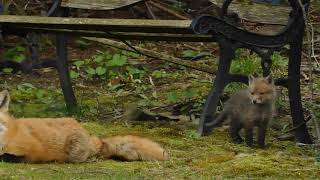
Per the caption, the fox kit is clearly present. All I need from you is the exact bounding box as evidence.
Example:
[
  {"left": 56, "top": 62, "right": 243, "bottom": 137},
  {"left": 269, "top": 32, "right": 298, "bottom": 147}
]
[
  {"left": 0, "top": 90, "right": 169, "bottom": 163},
  {"left": 213, "top": 75, "right": 276, "bottom": 148}
]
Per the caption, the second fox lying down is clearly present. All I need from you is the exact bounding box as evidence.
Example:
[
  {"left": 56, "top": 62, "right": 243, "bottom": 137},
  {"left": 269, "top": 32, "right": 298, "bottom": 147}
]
[{"left": 0, "top": 90, "right": 169, "bottom": 163}]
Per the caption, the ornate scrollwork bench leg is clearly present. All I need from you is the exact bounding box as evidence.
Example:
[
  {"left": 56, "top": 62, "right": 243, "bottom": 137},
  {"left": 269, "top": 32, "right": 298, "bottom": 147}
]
[
  {"left": 192, "top": 0, "right": 312, "bottom": 143},
  {"left": 287, "top": 18, "right": 312, "bottom": 143},
  {"left": 198, "top": 36, "right": 238, "bottom": 135}
]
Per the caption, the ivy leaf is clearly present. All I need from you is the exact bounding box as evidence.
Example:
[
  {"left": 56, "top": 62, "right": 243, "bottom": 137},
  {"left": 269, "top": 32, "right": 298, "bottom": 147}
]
[
  {"left": 70, "top": 70, "right": 79, "bottom": 79},
  {"left": 96, "top": 67, "right": 107, "bottom": 76},
  {"left": 94, "top": 55, "right": 104, "bottom": 63},
  {"left": 108, "top": 54, "right": 127, "bottom": 67},
  {"left": 13, "top": 54, "right": 25, "bottom": 63},
  {"left": 86, "top": 67, "right": 96, "bottom": 75},
  {"left": 73, "top": 60, "right": 85, "bottom": 69}
]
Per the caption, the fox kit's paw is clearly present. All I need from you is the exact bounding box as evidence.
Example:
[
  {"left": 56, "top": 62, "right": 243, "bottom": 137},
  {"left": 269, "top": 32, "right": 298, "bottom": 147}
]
[
  {"left": 257, "top": 143, "right": 270, "bottom": 149},
  {"left": 245, "top": 139, "right": 254, "bottom": 147},
  {"left": 232, "top": 137, "right": 243, "bottom": 144}
]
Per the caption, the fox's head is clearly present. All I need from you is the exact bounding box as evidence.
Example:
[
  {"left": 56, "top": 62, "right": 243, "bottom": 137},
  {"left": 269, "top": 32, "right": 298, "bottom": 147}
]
[
  {"left": 0, "top": 90, "right": 10, "bottom": 155},
  {"left": 248, "top": 74, "right": 276, "bottom": 105}
]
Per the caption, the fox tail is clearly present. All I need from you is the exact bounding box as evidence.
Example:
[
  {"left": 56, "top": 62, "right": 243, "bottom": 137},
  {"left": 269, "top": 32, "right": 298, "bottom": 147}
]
[
  {"left": 98, "top": 135, "right": 169, "bottom": 161},
  {"left": 205, "top": 110, "right": 228, "bottom": 129}
]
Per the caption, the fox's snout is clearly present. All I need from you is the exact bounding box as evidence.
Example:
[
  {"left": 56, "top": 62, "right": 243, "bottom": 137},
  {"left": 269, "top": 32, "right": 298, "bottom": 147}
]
[
  {"left": 251, "top": 96, "right": 263, "bottom": 104},
  {"left": 252, "top": 99, "right": 257, "bottom": 104}
]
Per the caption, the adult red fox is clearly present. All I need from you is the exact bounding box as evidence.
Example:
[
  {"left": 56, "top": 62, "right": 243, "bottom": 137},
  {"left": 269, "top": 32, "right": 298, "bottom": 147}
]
[
  {"left": 212, "top": 75, "right": 276, "bottom": 148},
  {"left": 0, "top": 90, "right": 169, "bottom": 163}
]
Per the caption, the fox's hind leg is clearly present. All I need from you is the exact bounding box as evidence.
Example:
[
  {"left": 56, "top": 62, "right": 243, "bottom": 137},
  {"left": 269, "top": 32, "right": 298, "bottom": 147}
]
[
  {"left": 65, "top": 132, "right": 91, "bottom": 163},
  {"left": 229, "top": 119, "right": 243, "bottom": 144}
]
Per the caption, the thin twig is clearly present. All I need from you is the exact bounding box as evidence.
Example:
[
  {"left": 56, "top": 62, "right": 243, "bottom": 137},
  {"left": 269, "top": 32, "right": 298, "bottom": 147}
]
[
  {"left": 145, "top": 1, "right": 157, "bottom": 19},
  {"left": 148, "top": 0, "right": 190, "bottom": 20}
]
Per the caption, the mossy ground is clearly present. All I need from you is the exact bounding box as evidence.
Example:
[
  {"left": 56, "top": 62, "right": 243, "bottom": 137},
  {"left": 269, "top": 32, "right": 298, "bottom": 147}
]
[
  {"left": 0, "top": 29, "right": 319, "bottom": 179},
  {"left": 0, "top": 69, "right": 319, "bottom": 180},
  {"left": 0, "top": 120, "right": 319, "bottom": 179}
]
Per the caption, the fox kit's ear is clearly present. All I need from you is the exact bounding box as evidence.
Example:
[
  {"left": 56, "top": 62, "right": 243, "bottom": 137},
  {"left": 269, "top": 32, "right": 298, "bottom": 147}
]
[
  {"left": 265, "top": 74, "right": 274, "bottom": 84},
  {"left": 248, "top": 74, "right": 255, "bottom": 85},
  {"left": 0, "top": 90, "right": 10, "bottom": 112}
]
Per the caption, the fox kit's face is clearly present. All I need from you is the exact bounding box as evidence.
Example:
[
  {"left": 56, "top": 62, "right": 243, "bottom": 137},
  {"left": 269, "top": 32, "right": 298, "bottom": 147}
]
[
  {"left": 0, "top": 90, "right": 10, "bottom": 155},
  {"left": 248, "top": 75, "right": 275, "bottom": 105}
]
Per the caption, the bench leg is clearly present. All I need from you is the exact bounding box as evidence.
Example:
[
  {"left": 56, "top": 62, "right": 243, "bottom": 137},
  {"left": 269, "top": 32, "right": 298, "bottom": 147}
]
[
  {"left": 198, "top": 37, "right": 235, "bottom": 135},
  {"left": 287, "top": 27, "right": 312, "bottom": 144},
  {"left": 56, "top": 34, "right": 77, "bottom": 114}
]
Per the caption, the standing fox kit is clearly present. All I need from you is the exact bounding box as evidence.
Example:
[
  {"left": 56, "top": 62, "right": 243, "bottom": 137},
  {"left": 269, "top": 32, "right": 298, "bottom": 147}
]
[
  {"left": 214, "top": 75, "right": 276, "bottom": 148},
  {"left": 0, "top": 90, "right": 168, "bottom": 163}
]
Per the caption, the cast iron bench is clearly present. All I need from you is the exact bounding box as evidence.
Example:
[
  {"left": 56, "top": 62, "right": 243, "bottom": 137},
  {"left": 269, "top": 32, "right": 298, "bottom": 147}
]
[{"left": 0, "top": 0, "right": 313, "bottom": 143}]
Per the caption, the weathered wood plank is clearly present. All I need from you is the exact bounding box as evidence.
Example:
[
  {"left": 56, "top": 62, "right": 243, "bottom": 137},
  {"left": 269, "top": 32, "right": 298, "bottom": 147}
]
[
  {"left": 209, "top": 0, "right": 290, "bottom": 25},
  {"left": 61, "top": 0, "right": 145, "bottom": 10},
  {"left": 0, "top": 15, "right": 193, "bottom": 34}
]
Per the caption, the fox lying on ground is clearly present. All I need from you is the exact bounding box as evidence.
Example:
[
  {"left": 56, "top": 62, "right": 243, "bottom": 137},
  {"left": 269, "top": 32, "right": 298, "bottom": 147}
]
[
  {"left": 212, "top": 74, "right": 276, "bottom": 148},
  {"left": 0, "top": 90, "right": 169, "bottom": 163}
]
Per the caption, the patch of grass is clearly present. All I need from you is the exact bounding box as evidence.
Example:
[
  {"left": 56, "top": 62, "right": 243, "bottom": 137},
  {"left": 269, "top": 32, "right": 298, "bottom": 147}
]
[
  {"left": 9, "top": 85, "right": 67, "bottom": 118},
  {"left": 0, "top": 44, "right": 318, "bottom": 179},
  {"left": 1, "top": 121, "right": 319, "bottom": 179}
]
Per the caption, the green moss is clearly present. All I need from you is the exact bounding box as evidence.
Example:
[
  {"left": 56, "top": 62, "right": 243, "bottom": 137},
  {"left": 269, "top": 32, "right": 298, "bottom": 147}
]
[
  {"left": 0, "top": 49, "right": 318, "bottom": 179},
  {"left": 1, "top": 120, "right": 319, "bottom": 179}
]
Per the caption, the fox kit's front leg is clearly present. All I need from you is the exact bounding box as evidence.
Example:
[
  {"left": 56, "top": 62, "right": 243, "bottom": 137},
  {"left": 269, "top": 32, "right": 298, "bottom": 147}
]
[
  {"left": 257, "top": 118, "right": 270, "bottom": 148},
  {"left": 257, "top": 126, "right": 267, "bottom": 148},
  {"left": 244, "top": 124, "right": 254, "bottom": 147}
]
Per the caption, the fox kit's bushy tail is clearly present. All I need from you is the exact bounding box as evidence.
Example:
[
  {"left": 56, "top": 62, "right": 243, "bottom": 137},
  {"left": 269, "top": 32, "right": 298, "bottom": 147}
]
[
  {"left": 207, "top": 111, "right": 228, "bottom": 128},
  {"left": 98, "top": 135, "right": 169, "bottom": 161}
]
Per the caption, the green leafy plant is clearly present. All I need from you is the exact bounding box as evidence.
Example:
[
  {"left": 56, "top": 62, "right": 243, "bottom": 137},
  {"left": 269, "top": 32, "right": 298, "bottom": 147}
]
[
  {"left": 230, "top": 50, "right": 261, "bottom": 75},
  {"left": 182, "top": 50, "right": 199, "bottom": 58},
  {"left": 4, "top": 46, "right": 26, "bottom": 63},
  {"left": 70, "top": 50, "right": 145, "bottom": 88},
  {"left": 167, "top": 90, "right": 179, "bottom": 103},
  {"left": 152, "top": 70, "right": 169, "bottom": 79},
  {"left": 15, "top": 83, "right": 59, "bottom": 105},
  {"left": 167, "top": 88, "right": 197, "bottom": 103},
  {"left": 271, "top": 52, "right": 288, "bottom": 75},
  {"left": 2, "top": 68, "right": 13, "bottom": 74}
]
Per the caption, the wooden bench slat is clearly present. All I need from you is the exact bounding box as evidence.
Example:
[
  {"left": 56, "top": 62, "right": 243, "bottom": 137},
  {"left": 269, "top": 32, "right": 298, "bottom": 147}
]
[
  {"left": 209, "top": 0, "right": 290, "bottom": 25},
  {"left": 0, "top": 15, "right": 193, "bottom": 34},
  {"left": 61, "top": 0, "right": 144, "bottom": 10}
]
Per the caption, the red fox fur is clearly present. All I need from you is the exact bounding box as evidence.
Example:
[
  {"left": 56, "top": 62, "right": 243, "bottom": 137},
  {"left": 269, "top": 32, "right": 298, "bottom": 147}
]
[{"left": 0, "top": 90, "right": 169, "bottom": 163}]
